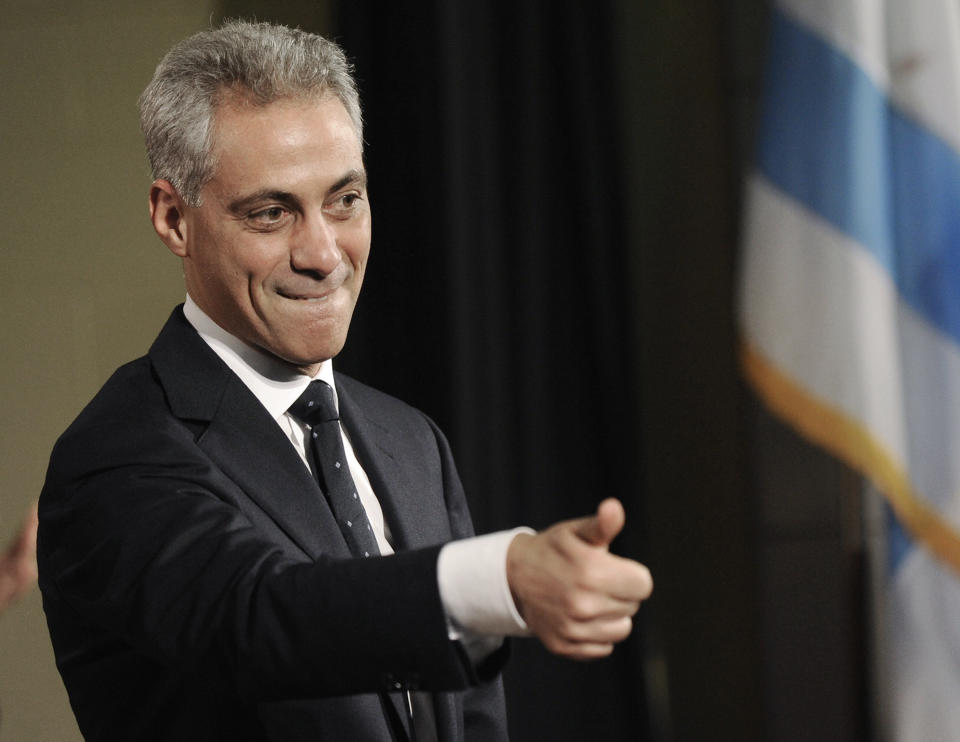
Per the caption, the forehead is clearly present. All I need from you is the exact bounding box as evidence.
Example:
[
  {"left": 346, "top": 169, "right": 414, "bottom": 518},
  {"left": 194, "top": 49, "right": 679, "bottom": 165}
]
[{"left": 206, "top": 94, "right": 363, "bottom": 192}]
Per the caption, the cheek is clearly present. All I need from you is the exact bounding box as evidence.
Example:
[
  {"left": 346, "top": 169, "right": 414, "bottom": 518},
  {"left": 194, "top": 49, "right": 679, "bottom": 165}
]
[
  {"left": 344, "top": 217, "right": 372, "bottom": 266},
  {"left": 349, "top": 239, "right": 372, "bottom": 277},
  {"left": 214, "top": 244, "right": 278, "bottom": 288},
  {"left": 353, "top": 252, "right": 368, "bottom": 279}
]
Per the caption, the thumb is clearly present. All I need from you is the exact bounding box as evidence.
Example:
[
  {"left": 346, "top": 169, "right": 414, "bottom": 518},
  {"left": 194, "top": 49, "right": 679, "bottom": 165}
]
[{"left": 572, "top": 498, "right": 625, "bottom": 547}]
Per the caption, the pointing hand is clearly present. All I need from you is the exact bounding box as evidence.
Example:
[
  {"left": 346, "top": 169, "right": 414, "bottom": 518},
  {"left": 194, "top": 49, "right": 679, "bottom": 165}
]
[{"left": 506, "top": 499, "right": 653, "bottom": 659}]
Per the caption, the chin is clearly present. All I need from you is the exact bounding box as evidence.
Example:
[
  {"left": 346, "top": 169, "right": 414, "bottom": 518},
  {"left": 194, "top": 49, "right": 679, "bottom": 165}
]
[{"left": 282, "top": 338, "right": 348, "bottom": 369}]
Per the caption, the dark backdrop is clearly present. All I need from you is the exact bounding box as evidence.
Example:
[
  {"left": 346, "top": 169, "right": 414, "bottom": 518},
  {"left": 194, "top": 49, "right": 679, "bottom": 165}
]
[{"left": 334, "top": 4, "right": 650, "bottom": 741}]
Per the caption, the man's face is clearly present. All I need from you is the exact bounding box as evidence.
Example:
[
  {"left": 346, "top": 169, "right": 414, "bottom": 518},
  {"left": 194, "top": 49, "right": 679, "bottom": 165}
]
[{"left": 178, "top": 95, "right": 370, "bottom": 374}]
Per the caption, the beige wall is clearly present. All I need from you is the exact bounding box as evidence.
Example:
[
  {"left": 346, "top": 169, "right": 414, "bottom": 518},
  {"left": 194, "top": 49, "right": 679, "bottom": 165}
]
[{"left": 0, "top": 3, "right": 297, "bottom": 739}]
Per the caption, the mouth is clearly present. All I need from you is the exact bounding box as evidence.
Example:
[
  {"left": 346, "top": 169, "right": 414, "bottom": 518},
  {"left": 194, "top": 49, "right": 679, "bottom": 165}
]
[
  {"left": 275, "top": 281, "right": 343, "bottom": 302},
  {"left": 277, "top": 289, "right": 333, "bottom": 302},
  {"left": 275, "top": 267, "right": 350, "bottom": 303}
]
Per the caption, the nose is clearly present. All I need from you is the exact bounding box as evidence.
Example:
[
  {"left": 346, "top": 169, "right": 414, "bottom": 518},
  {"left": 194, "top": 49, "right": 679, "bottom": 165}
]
[{"left": 290, "top": 213, "right": 341, "bottom": 276}]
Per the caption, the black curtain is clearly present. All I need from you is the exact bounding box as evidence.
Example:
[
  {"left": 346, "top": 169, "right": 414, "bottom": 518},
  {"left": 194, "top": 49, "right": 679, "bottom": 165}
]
[{"left": 333, "top": 3, "right": 650, "bottom": 740}]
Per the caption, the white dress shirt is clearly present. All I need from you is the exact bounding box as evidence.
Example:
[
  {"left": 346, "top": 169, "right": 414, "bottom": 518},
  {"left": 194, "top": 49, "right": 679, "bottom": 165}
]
[{"left": 182, "top": 296, "right": 530, "bottom": 653}]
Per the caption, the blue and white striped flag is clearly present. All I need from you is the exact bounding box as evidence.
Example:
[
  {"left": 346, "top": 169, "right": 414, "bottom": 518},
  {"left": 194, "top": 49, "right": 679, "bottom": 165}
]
[{"left": 738, "top": 1, "right": 960, "bottom": 739}]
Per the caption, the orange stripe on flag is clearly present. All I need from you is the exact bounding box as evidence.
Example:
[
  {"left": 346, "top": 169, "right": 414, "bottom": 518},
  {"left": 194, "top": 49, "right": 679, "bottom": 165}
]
[{"left": 741, "top": 341, "right": 960, "bottom": 575}]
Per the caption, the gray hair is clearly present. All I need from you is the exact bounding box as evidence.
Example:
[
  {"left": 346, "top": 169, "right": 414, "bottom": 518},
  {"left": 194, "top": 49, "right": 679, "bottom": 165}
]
[{"left": 138, "top": 19, "right": 362, "bottom": 206}]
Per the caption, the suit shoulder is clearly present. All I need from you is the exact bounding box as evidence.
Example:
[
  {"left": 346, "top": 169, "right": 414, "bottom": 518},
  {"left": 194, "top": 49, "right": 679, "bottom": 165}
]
[
  {"left": 334, "top": 372, "right": 427, "bottom": 421},
  {"left": 46, "top": 354, "right": 191, "bottom": 485},
  {"left": 66, "top": 355, "right": 167, "bottom": 433},
  {"left": 333, "top": 372, "right": 449, "bottom": 442}
]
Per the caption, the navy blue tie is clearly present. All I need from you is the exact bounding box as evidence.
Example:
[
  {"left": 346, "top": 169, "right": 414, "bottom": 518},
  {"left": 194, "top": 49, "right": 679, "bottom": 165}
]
[
  {"left": 288, "top": 380, "right": 380, "bottom": 558},
  {"left": 290, "top": 381, "right": 437, "bottom": 741}
]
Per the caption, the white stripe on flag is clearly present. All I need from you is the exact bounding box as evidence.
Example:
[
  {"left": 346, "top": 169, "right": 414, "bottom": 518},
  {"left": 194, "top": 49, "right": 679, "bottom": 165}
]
[{"left": 780, "top": 0, "right": 960, "bottom": 165}]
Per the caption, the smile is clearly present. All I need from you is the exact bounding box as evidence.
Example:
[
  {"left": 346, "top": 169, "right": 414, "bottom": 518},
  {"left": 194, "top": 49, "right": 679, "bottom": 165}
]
[{"left": 277, "top": 288, "right": 336, "bottom": 302}]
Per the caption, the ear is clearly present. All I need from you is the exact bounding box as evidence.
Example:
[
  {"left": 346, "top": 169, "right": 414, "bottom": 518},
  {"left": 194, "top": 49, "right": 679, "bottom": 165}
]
[{"left": 149, "top": 179, "right": 190, "bottom": 257}]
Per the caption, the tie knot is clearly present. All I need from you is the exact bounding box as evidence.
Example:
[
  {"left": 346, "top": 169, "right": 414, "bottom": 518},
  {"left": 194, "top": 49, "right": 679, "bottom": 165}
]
[{"left": 288, "top": 380, "right": 339, "bottom": 425}]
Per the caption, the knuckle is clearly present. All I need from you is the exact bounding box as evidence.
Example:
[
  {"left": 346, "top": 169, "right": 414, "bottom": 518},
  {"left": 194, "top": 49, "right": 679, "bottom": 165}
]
[
  {"left": 543, "top": 633, "right": 572, "bottom": 656},
  {"left": 580, "top": 559, "right": 609, "bottom": 589},
  {"left": 555, "top": 616, "right": 580, "bottom": 641},
  {"left": 563, "top": 592, "right": 596, "bottom": 622}
]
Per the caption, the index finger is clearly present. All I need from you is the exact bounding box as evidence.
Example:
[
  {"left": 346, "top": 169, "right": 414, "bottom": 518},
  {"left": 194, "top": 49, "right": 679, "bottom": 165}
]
[{"left": 599, "top": 554, "right": 653, "bottom": 603}]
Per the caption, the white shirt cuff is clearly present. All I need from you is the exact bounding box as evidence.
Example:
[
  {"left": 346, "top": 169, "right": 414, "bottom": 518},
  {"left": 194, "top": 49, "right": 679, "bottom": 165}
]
[{"left": 437, "top": 527, "right": 534, "bottom": 638}]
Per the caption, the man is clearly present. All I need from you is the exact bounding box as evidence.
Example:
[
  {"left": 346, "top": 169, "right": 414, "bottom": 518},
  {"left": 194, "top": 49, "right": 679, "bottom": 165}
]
[{"left": 38, "top": 20, "right": 652, "bottom": 742}]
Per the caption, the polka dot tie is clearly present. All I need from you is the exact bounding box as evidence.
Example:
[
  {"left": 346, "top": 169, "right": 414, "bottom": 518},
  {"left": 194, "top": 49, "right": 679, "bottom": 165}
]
[{"left": 288, "top": 380, "right": 380, "bottom": 558}]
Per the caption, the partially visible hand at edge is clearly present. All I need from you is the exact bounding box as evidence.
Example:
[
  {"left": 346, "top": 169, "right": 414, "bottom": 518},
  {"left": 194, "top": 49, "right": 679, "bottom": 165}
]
[{"left": 0, "top": 502, "right": 38, "bottom": 614}]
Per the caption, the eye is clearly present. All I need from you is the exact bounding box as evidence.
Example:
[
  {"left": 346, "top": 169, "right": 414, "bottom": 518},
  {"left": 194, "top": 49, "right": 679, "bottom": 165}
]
[
  {"left": 247, "top": 206, "right": 291, "bottom": 229},
  {"left": 325, "top": 192, "right": 364, "bottom": 219}
]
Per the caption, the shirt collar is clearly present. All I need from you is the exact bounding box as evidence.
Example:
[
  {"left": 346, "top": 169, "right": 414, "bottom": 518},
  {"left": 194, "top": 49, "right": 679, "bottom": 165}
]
[{"left": 182, "top": 295, "right": 339, "bottom": 421}]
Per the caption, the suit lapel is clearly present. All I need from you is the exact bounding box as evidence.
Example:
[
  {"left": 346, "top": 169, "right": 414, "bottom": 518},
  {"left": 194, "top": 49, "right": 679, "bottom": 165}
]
[
  {"left": 199, "top": 379, "right": 350, "bottom": 560},
  {"left": 148, "top": 307, "right": 348, "bottom": 560},
  {"left": 336, "top": 380, "right": 453, "bottom": 553}
]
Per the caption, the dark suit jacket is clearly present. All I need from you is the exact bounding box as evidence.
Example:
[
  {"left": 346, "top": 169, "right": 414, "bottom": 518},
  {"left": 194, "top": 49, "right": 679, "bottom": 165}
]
[{"left": 38, "top": 307, "right": 508, "bottom": 742}]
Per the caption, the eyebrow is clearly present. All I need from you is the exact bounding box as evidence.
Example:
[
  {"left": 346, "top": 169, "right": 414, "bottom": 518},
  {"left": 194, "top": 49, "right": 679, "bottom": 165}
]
[
  {"left": 330, "top": 169, "right": 368, "bottom": 194},
  {"left": 226, "top": 169, "right": 368, "bottom": 215}
]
